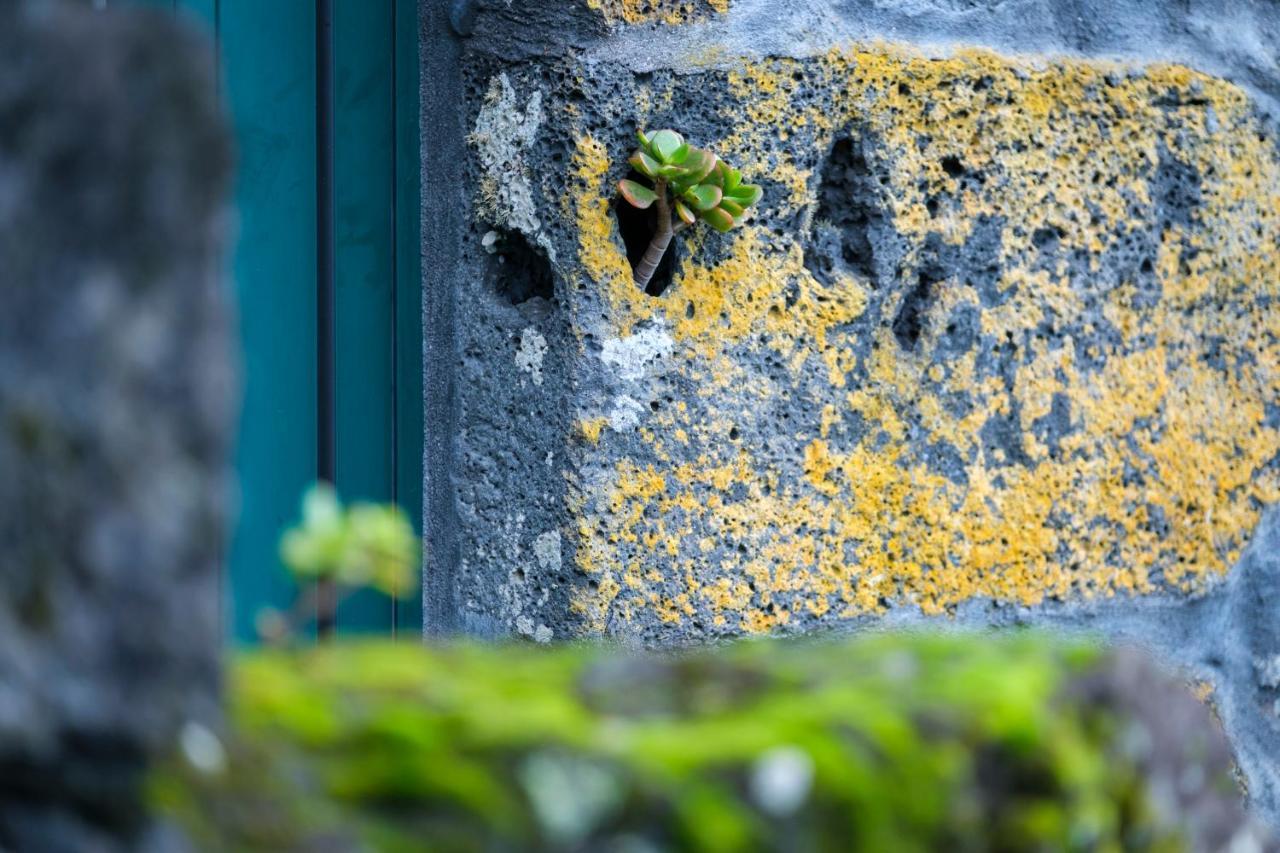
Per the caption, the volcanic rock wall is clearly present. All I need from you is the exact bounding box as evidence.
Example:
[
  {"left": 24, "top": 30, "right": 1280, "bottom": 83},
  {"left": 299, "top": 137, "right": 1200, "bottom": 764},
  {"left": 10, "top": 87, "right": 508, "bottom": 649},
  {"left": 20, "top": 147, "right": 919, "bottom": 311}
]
[{"left": 424, "top": 0, "right": 1280, "bottom": 822}]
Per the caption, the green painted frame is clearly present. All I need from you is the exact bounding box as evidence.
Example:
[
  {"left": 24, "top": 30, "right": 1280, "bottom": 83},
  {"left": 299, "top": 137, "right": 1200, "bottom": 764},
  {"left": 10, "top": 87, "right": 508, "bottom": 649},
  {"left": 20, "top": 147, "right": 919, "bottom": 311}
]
[{"left": 115, "top": 0, "right": 423, "bottom": 641}]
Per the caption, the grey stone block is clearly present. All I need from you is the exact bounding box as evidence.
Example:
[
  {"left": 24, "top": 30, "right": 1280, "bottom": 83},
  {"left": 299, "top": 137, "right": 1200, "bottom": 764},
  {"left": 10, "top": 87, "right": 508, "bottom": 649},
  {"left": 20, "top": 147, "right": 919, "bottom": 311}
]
[{"left": 426, "top": 0, "right": 1280, "bottom": 825}]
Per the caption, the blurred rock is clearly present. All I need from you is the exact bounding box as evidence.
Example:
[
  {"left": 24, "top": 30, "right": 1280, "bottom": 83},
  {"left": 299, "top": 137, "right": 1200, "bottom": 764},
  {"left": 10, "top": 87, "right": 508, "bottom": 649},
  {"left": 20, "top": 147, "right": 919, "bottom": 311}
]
[{"left": 0, "top": 3, "right": 232, "bottom": 850}]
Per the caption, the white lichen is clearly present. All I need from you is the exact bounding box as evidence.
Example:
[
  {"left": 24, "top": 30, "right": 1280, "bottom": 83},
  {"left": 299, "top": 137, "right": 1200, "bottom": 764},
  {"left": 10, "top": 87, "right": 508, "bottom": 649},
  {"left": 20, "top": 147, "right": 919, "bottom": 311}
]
[
  {"left": 516, "top": 327, "right": 548, "bottom": 385},
  {"left": 600, "top": 321, "right": 674, "bottom": 381},
  {"left": 516, "top": 615, "right": 554, "bottom": 644},
  {"left": 534, "top": 530, "right": 562, "bottom": 572},
  {"left": 470, "top": 73, "right": 553, "bottom": 258},
  {"left": 608, "top": 395, "right": 647, "bottom": 432}
]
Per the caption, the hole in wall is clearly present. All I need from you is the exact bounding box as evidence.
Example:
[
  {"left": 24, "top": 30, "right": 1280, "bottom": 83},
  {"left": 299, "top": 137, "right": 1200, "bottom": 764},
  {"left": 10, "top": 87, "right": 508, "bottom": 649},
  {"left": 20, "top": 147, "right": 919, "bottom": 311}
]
[
  {"left": 805, "top": 136, "right": 886, "bottom": 288},
  {"left": 488, "top": 229, "right": 554, "bottom": 306},
  {"left": 940, "top": 155, "right": 966, "bottom": 178},
  {"left": 614, "top": 169, "right": 677, "bottom": 297},
  {"left": 893, "top": 255, "right": 945, "bottom": 351}
]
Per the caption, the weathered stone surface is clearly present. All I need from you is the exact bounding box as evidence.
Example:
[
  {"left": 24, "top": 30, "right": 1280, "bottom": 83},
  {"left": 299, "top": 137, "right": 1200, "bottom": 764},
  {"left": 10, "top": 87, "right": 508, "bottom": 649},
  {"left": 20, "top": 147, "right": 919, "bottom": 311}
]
[
  {"left": 0, "top": 3, "right": 232, "bottom": 849},
  {"left": 427, "top": 0, "right": 1280, "bottom": 825},
  {"left": 441, "top": 0, "right": 1280, "bottom": 642}
]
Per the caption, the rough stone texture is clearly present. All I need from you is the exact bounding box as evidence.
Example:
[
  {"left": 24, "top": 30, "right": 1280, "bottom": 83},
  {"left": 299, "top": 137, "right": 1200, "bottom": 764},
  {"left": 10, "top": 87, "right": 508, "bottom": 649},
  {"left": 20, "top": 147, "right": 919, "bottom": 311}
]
[
  {"left": 429, "top": 0, "right": 1280, "bottom": 827},
  {"left": 0, "top": 3, "right": 233, "bottom": 850}
]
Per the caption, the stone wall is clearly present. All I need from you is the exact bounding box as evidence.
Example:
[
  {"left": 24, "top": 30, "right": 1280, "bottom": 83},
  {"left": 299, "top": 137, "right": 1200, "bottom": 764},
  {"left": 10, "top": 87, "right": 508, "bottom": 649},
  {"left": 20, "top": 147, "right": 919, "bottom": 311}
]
[
  {"left": 0, "top": 3, "right": 232, "bottom": 849},
  {"left": 424, "top": 0, "right": 1280, "bottom": 825}
]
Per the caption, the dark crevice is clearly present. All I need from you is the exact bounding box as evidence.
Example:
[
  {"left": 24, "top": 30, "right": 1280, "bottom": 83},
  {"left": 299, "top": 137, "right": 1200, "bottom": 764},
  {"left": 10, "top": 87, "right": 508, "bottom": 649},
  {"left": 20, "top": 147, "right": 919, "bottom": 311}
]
[
  {"left": 805, "top": 135, "right": 885, "bottom": 288},
  {"left": 490, "top": 229, "right": 554, "bottom": 306},
  {"left": 615, "top": 169, "right": 676, "bottom": 297},
  {"left": 940, "top": 155, "right": 966, "bottom": 178},
  {"left": 893, "top": 273, "right": 934, "bottom": 350},
  {"left": 893, "top": 247, "right": 945, "bottom": 351},
  {"left": 1032, "top": 225, "right": 1064, "bottom": 252}
]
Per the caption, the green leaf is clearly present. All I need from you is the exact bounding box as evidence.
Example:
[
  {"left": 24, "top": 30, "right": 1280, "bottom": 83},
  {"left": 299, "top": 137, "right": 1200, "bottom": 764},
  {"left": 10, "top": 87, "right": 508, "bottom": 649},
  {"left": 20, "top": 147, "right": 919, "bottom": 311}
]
[
  {"left": 629, "top": 151, "right": 660, "bottom": 178},
  {"left": 674, "top": 199, "right": 697, "bottom": 226},
  {"left": 727, "top": 183, "right": 763, "bottom": 207},
  {"left": 618, "top": 179, "right": 658, "bottom": 209},
  {"left": 700, "top": 206, "right": 736, "bottom": 233},
  {"left": 669, "top": 143, "right": 691, "bottom": 165},
  {"left": 704, "top": 161, "right": 727, "bottom": 189},
  {"left": 719, "top": 198, "right": 744, "bottom": 217},
  {"left": 649, "top": 129, "right": 685, "bottom": 163},
  {"left": 657, "top": 164, "right": 685, "bottom": 180},
  {"left": 346, "top": 503, "right": 419, "bottom": 596},
  {"left": 682, "top": 148, "right": 717, "bottom": 183},
  {"left": 684, "top": 184, "right": 723, "bottom": 212},
  {"left": 723, "top": 167, "right": 742, "bottom": 192},
  {"left": 670, "top": 172, "right": 698, "bottom": 194},
  {"left": 636, "top": 129, "right": 651, "bottom": 149}
]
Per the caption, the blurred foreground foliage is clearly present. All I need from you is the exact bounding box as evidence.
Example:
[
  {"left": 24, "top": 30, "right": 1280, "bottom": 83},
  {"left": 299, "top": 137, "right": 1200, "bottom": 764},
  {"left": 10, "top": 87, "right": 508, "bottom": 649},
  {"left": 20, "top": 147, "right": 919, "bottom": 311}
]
[
  {"left": 152, "top": 634, "right": 1234, "bottom": 852},
  {"left": 257, "top": 485, "right": 419, "bottom": 640}
]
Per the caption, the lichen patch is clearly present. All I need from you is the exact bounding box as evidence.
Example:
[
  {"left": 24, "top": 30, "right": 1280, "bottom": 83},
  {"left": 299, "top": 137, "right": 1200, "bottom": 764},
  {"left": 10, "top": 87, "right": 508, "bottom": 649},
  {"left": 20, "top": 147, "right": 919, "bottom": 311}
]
[{"left": 565, "top": 44, "right": 1280, "bottom": 637}]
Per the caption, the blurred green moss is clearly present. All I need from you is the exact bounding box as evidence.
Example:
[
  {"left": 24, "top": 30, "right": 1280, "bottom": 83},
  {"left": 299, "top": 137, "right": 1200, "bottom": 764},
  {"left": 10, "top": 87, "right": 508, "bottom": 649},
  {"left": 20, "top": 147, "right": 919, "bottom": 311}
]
[{"left": 151, "top": 634, "right": 1204, "bottom": 851}]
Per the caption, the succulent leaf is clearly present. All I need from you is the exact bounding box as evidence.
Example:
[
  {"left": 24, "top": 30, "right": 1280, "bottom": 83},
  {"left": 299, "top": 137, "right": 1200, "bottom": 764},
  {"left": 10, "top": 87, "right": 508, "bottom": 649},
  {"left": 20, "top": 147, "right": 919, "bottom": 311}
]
[
  {"left": 684, "top": 184, "right": 723, "bottom": 211},
  {"left": 727, "top": 183, "right": 763, "bottom": 207},
  {"left": 621, "top": 131, "right": 761, "bottom": 262},
  {"left": 649, "top": 130, "right": 685, "bottom": 163},
  {"left": 682, "top": 148, "right": 717, "bottom": 184},
  {"left": 674, "top": 199, "right": 697, "bottom": 226},
  {"left": 629, "top": 151, "right": 661, "bottom": 178},
  {"left": 618, "top": 179, "right": 658, "bottom": 209},
  {"left": 701, "top": 206, "right": 736, "bottom": 233},
  {"left": 719, "top": 198, "right": 745, "bottom": 217},
  {"left": 671, "top": 174, "right": 698, "bottom": 194},
  {"left": 704, "top": 161, "right": 728, "bottom": 189}
]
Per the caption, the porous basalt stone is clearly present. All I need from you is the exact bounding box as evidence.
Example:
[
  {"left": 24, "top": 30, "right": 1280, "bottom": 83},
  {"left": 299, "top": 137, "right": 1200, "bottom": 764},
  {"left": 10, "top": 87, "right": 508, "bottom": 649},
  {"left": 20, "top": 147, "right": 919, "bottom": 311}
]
[
  {"left": 432, "top": 0, "right": 1280, "bottom": 827},
  {"left": 0, "top": 3, "right": 232, "bottom": 849},
  {"left": 585, "top": 0, "right": 731, "bottom": 27},
  {"left": 450, "top": 32, "right": 1280, "bottom": 645}
]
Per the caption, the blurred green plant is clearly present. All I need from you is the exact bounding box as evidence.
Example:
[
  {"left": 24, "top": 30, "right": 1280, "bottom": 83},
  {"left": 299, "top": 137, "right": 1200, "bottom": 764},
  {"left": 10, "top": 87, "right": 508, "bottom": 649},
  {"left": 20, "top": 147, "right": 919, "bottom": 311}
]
[
  {"left": 257, "top": 484, "right": 418, "bottom": 641},
  {"left": 619, "top": 129, "right": 763, "bottom": 290},
  {"left": 152, "top": 635, "right": 1242, "bottom": 851}
]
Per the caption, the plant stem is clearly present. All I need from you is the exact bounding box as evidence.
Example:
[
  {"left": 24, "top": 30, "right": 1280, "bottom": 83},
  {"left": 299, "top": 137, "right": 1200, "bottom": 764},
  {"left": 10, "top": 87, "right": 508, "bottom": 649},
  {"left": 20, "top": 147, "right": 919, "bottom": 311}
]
[{"left": 633, "top": 179, "right": 673, "bottom": 291}]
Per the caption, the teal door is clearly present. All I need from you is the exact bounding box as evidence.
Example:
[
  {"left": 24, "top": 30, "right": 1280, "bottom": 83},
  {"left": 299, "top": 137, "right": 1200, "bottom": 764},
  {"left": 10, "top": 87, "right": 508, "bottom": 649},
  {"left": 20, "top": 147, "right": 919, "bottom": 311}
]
[{"left": 115, "top": 0, "right": 423, "bottom": 640}]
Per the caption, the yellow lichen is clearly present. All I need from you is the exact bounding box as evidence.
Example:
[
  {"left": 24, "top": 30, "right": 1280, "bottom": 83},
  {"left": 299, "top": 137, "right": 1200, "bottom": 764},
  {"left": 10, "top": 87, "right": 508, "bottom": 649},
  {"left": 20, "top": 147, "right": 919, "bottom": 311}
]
[
  {"left": 566, "top": 44, "right": 1280, "bottom": 636},
  {"left": 585, "top": 0, "right": 730, "bottom": 26},
  {"left": 578, "top": 417, "right": 608, "bottom": 445}
]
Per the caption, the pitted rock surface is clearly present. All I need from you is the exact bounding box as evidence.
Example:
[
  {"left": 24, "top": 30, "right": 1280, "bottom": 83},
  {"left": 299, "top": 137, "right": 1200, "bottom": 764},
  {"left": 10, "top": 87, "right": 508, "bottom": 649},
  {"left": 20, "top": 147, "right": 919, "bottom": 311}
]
[{"left": 431, "top": 0, "right": 1280, "bottom": 826}]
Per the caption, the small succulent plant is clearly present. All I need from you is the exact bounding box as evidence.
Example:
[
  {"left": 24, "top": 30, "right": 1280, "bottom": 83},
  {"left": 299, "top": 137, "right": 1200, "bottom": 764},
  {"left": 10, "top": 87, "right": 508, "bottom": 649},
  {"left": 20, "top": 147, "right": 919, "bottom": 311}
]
[
  {"left": 258, "top": 483, "right": 419, "bottom": 641},
  {"left": 618, "top": 129, "right": 763, "bottom": 291}
]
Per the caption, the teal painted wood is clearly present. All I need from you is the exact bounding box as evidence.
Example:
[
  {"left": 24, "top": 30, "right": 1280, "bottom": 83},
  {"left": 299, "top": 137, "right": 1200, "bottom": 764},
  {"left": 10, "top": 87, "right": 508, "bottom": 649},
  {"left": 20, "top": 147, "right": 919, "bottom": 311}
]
[
  {"left": 393, "top": 0, "right": 424, "bottom": 637},
  {"left": 119, "top": 0, "right": 422, "bottom": 640},
  {"left": 221, "top": 1, "right": 319, "bottom": 642},
  {"left": 174, "top": 0, "right": 217, "bottom": 28},
  {"left": 333, "top": 0, "right": 396, "bottom": 634}
]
